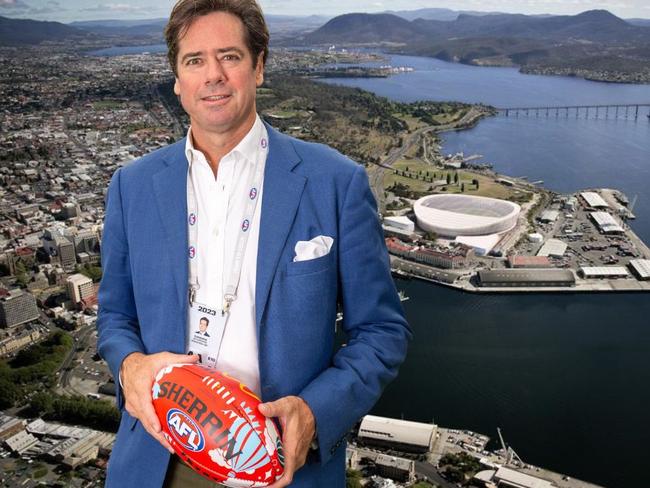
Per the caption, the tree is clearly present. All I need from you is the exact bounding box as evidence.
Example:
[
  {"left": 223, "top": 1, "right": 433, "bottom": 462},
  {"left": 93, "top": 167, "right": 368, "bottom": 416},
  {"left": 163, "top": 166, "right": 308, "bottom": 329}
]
[
  {"left": 454, "top": 172, "right": 459, "bottom": 184},
  {"left": 346, "top": 469, "right": 363, "bottom": 488},
  {"left": 446, "top": 173, "right": 451, "bottom": 185},
  {"left": 461, "top": 183, "right": 465, "bottom": 192}
]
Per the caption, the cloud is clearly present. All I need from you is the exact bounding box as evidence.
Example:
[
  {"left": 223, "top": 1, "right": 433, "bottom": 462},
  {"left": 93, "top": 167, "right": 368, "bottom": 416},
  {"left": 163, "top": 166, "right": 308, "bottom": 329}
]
[{"left": 0, "top": 0, "right": 30, "bottom": 10}]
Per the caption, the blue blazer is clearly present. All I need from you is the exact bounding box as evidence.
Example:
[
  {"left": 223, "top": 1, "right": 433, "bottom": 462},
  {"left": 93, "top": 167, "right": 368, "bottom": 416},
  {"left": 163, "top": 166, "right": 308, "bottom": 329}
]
[{"left": 97, "top": 122, "right": 411, "bottom": 487}]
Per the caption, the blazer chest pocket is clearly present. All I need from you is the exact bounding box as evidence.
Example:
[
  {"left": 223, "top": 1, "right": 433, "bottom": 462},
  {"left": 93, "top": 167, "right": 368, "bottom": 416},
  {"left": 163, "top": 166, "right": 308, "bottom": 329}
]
[{"left": 285, "top": 250, "right": 335, "bottom": 277}]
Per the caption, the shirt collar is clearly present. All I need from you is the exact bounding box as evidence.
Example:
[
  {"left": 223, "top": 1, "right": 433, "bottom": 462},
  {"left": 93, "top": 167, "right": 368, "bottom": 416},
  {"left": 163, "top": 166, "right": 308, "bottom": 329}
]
[{"left": 185, "top": 114, "right": 263, "bottom": 168}]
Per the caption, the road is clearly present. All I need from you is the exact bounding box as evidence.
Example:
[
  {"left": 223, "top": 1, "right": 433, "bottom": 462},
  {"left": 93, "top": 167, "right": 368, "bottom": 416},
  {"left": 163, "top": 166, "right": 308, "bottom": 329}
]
[{"left": 367, "top": 107, "right": 489, "bottom": 210}]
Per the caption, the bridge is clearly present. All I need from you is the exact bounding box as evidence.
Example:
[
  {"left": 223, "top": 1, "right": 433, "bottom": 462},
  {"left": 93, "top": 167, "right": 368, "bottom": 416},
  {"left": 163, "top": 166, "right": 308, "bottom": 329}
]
[{"left": 496, "top": 103, "right": 650, "bottom": 120}]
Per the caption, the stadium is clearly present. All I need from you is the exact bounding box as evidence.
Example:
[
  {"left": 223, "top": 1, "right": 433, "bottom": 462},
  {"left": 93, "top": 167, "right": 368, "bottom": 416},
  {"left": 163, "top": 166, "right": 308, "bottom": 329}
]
[{"left": 413, "top": 194, "right": 521, "bottom": 237}]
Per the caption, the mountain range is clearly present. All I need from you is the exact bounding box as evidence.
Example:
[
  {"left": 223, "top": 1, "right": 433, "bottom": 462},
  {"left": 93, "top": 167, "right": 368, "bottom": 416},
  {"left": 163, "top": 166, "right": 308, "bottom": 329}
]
[
  {"left": 293, "top": 9, "right": 650, "bottom": 83},
  {"left": 302, "top": 10, "right": 650, "bottom": 45}
]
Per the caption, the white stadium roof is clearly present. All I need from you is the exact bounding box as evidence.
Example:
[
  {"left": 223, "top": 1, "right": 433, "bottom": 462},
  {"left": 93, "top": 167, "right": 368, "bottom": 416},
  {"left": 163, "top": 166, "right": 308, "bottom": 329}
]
[
  {"left": 414, "top": 194, "right": 520, "bottom": 237},
  {"left": 581, "top": 192, "right": 609, "bottom": 208},
  {"left": 358, "top": 415, "right": 436, "bottom": 448}
]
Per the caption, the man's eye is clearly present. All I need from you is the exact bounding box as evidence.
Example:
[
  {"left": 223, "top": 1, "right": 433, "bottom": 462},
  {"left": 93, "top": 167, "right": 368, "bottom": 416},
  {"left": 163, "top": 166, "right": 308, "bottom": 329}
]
[
  {"left": 223, "top": 54, "right": 239, "bottom": 61},
  {"left": 187, "top": 58, "right": 201, "bottom": 66}
]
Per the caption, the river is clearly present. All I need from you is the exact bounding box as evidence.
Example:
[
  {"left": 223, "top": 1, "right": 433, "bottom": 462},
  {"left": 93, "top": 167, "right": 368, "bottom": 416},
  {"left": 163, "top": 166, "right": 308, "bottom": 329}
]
[{"left": 321, "top": 54, "right": 650, "bottom": 488}]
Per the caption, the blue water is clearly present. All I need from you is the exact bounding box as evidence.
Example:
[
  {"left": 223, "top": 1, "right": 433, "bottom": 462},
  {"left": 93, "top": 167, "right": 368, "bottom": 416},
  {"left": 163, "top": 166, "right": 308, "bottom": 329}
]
[{"left": 323, "top": 55, "right": 650, "bottom": 488}]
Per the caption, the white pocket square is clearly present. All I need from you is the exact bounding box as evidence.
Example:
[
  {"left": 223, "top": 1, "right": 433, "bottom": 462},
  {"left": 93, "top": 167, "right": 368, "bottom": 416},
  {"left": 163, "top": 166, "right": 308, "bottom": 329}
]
[{"left": 293, "top": 235, "right": 334, "bottom": 262}]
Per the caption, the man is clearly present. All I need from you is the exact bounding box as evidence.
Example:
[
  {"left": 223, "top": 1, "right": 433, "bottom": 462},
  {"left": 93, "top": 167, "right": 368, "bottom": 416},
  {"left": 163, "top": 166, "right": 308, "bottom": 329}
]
[
  {"left": 196, "top": 317, "right": 210, "bottom": 337},
  {"left": 97, "top": 1, "right": 411, "bottom": 487}
]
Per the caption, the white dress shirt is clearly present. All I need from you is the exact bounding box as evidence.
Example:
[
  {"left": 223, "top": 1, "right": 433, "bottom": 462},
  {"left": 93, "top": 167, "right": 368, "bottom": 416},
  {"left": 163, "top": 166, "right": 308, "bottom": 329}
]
[{"left": 185, "top": 114, "right": 267, "bottom": 397}]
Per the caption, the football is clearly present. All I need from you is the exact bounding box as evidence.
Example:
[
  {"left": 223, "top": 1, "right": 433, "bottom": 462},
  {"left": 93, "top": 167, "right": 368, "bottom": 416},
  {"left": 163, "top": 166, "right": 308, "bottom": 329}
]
[{"left": 152, "top": 364, "right": 284, "bottom": 487}]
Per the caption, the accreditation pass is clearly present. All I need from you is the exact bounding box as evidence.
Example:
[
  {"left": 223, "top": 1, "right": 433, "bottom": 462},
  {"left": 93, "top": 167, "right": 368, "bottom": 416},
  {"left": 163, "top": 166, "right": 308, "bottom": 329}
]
[{"left": 186, "top": 300, "right": 227, "bottom": 369}]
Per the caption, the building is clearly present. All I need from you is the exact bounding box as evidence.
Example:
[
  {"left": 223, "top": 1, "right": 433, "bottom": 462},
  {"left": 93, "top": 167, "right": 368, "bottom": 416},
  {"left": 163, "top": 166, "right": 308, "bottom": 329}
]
[
  {"left": 580, "top": 191, "right": 609, "bottom": 209},
  {"left": 0, "top": 289, "right": 39, "bottom": 328},
  {"left": 357, "top": 415, "right": 437, "bottom": 453},
  {"left": 579, "top": 267, "right": 629, "bottom": 279},
  {"left": 628, "top": 259, "right": 650, "bottom": 280},
  {"left": 474, "top": 467, "right": 556, "bottom": 488},
  {"left": 507, "top": 256, "right": 552, "bottom": 268},
  {"left": 385, "top": 238, "right": 472, "bottom": 269},
  {"left": 0, "top": 416, "right": 26, "bottom": 442},
  {"left": 66, "top": 273, "right": 95, "bottom": 307},
  {"left": 590, "top": 212, "right": 624, "bottom": 234},
  {"left": 414, "top": 194, "right": 520, "bottom": 237},
  {"left": 0, "top": 324, "right": 43, "bottom": 357},
  {"left": 536, "top": 239, "right": 567, "bottom": 258},
  {"left": 478, "top": 269, "right": 575, "bottom": 288},
  {"left": 539, "top": 210, "right": 559, "bottom": 223},
  {"left": 374, "top": 453, "right": 415, "bottom": 483},
  {"left": 383, "top": 216, "right": 415, "bottom": 233},
  {"left": 5, "top": 430, "right": 39, "bottom": 455},
  {"left": 42, "top": 229, "right": 77, "bottom": 272}
]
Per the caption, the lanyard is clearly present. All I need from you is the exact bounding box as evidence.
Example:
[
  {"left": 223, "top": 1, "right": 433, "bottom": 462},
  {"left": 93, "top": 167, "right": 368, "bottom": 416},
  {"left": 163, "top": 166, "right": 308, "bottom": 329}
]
[{"left": 186, "top": 125, "right": 268, "bottom": 314}]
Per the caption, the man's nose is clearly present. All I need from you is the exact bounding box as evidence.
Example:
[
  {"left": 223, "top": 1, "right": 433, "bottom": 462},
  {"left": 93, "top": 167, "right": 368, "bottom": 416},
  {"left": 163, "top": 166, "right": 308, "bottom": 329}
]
[{"left": 205, "top": 58, "right": 226, "bottom": 84}]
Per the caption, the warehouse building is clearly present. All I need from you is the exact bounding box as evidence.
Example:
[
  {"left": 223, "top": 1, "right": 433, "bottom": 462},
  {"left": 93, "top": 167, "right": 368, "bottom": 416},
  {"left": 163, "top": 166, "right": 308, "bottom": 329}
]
[
  {"left": 478, "top": 269, "right": 575, "bottom": 288},
  {"left": 579, "top": 267, "right": 629, "bottom": 279},
  {"left": 590, "top": 212, "right": 624, "bottom": 234},
  {"left": 357, "top": 415, "right": 437, "bottom": 454},
  {"left": 628, "top": 259, "right": 650, "bottom": 281},
  {"left": 581, "top": 192, "right": 609, "bottom": 209},
  {"left": 536, "top": 239, "right": 568, "bottom": 258}
]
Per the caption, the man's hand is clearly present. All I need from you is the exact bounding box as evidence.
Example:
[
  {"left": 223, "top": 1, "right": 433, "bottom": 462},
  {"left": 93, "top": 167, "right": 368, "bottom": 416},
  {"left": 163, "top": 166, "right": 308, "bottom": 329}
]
[
  {"left": 258, "top": 396, "right": 316, "bottom": 488},
  {"left": 120, "top": 351, "right": 199, "bottom": 453}
]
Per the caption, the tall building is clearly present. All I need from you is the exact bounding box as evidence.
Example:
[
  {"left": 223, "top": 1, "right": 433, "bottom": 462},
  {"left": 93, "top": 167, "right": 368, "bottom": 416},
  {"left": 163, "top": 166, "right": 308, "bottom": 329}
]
[
  {"left": 0, "top": 289, "right": 40, "bottom": 328},
  {"left": 66, "top": 274, "right": 95, "bottom": 306},
  {"left": 42, "top": 228, "right": 77, "bottom": 272}
]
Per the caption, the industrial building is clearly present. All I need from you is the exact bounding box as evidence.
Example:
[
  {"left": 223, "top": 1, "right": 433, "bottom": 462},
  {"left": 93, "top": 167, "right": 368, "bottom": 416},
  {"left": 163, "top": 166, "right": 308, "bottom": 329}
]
[
  {"left": 536, "top": 239, "right": 567, "bottom": 258},
  {"left": 478, "top": 269, "right": 576, "bottom": 288},
  {"left": 414, "top": 194, "right": 520, "bottom": 238},
  {"left": 474, "top": 466, "right": 556, "bottom": 488},
  {"left": 628, "top": 259, "right": 650, "bottom": 280},
  {"left": 580, "top": 192, "right": 609, "bottom": 209},
  {"left": 508, "top": 256, "right": 552, "bottom": 268},
  {"left": 357, "top": 415, "right": 437, "bottom": 454},
  {"left": 579, "top": 267, "right": 629, "bottom": 279},
  {"left": 590, "top": 212, "right": 624, "bottom": 234}
]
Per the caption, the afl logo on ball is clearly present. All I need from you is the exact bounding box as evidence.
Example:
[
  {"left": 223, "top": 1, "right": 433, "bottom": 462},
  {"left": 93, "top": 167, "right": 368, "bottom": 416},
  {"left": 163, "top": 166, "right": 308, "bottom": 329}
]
[{"left": 166, "top": 409, "right": 205, "bottom": 452}]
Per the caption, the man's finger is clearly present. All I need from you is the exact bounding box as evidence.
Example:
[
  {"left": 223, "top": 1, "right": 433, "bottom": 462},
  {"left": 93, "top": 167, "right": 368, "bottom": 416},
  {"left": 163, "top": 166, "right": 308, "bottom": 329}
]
[
  {"left": 142, "top": 399, "right": 161, "bottom": 434},
  {"left": 163, "top": 352, "right": 200, "bottom": 365},
  {"left": 259, "top": 398, "right": 287, "bottom": 417}
]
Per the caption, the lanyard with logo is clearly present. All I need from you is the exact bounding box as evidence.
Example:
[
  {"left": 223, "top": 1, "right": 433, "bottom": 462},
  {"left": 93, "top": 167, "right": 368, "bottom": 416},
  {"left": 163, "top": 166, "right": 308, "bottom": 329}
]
[{"left": 184, "top": 128, "right": 268, "bottom": 368}]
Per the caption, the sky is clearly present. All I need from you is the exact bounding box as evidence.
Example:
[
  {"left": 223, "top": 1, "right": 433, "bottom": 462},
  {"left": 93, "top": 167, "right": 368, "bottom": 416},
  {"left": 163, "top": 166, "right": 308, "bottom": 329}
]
[{"left": 0, "top": 0, "right": 649, "bottom": 23}]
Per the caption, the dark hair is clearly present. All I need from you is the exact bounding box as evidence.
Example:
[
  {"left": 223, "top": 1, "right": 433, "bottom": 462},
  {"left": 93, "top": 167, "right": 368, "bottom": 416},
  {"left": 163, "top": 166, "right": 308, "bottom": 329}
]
[
  {"left": 200, "top": 317, "right": 209, "bottom": 325},
  {"left": 165, "top": 0, "right": 269, "bottom": 76}
]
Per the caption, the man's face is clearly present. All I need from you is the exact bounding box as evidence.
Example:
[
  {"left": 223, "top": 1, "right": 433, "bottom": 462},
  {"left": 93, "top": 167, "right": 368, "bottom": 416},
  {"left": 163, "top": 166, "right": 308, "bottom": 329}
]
[
  {"left": 199, "top": 319, "right": 209, "bottom": 332},
  {"left": 173, "top": 11, "right": 264, "bottom": 138}
]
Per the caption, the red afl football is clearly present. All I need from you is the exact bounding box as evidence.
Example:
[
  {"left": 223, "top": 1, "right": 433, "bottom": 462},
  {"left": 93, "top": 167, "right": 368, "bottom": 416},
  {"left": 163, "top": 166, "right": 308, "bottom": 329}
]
[{"left": 152, "top": 364, "right": 284, "bottom": 487}]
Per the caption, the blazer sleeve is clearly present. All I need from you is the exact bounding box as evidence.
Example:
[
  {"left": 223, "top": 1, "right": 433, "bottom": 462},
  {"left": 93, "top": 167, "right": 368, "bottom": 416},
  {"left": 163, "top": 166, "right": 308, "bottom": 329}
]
[
  {"left": 298, "top": 164, "right": 412, "bottom": 465},
  {"left": 97, "top": 168, "right": 145, "bottom": 410}
]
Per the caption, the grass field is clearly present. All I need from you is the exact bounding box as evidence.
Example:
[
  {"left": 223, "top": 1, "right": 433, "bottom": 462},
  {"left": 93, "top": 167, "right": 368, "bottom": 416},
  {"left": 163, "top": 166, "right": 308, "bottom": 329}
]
[{"left": 384, "top": 159, "right": 532, "bottom": 202}]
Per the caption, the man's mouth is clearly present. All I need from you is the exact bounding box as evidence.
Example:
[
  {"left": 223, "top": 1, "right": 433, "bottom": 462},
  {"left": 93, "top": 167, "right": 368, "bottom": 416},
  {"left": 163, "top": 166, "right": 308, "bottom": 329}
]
[{"left": 202, "top": 95, "right": 231, "bottom": 101}]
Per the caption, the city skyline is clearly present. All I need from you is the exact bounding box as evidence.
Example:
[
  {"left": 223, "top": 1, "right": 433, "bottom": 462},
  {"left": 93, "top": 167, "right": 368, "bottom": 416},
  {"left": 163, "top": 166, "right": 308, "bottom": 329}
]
[{"left": 0, "top": 0, "right": 649, "bottom": 23}]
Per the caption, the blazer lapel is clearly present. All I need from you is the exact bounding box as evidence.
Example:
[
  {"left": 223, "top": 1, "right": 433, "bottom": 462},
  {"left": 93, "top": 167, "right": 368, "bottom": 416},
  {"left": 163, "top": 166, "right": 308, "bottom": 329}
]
[
  {"left": 152, "top": 140, "right": 189, "bottom": 313},
  {"left": 255, "top": 123, "right": 306, "bottom": 328}
]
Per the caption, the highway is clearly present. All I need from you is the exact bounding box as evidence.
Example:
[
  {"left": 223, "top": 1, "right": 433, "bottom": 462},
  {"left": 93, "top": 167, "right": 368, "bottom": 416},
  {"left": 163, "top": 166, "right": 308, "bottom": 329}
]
[{"left": 367, "top": 106, "right": 488, "bottom": 209}]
